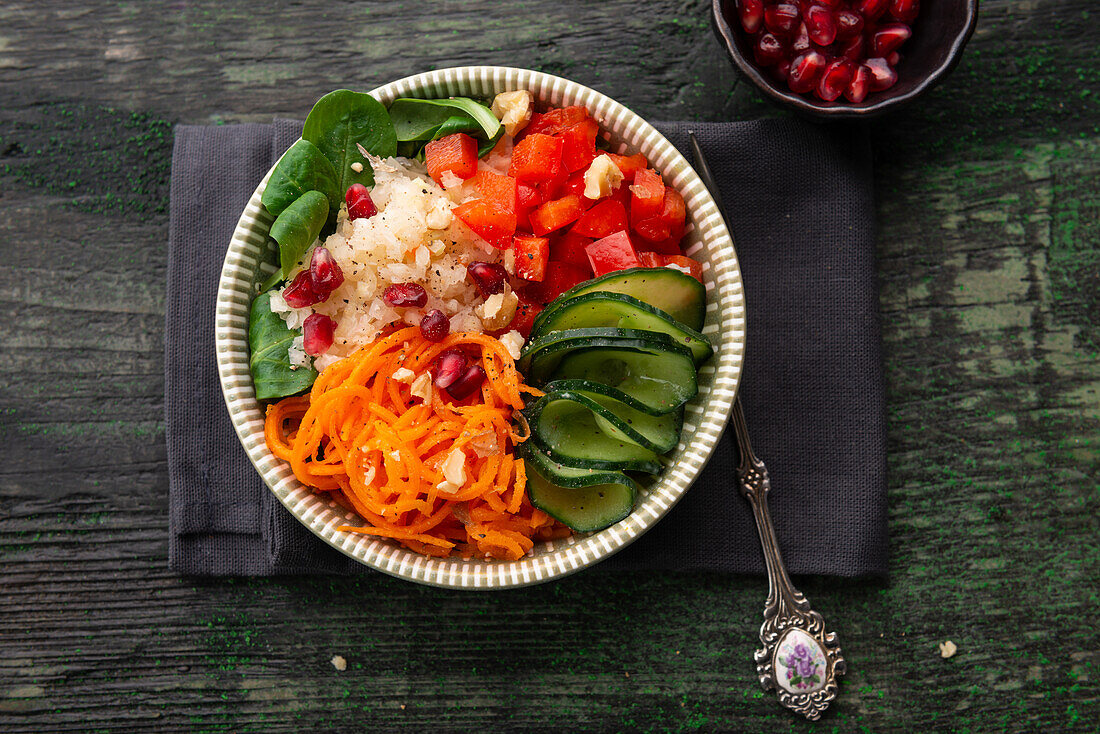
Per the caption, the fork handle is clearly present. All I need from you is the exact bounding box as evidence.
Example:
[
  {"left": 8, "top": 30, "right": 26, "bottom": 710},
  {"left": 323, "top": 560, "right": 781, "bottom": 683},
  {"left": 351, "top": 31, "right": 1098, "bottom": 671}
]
[{"left": 732, "top": 398, "right": 847, "bottom": 720}]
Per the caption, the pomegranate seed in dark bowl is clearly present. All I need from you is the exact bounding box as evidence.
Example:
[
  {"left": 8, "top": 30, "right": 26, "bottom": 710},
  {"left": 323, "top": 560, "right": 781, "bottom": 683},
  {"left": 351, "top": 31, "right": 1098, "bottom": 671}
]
[{"left": 711, "top": 0, "right": 978, "bottom": 117}]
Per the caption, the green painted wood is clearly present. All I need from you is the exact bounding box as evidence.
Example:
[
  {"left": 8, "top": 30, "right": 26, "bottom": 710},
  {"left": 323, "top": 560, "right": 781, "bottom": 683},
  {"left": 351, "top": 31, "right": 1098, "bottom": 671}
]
[{"left": 0, "top": 0, "right": 1097, "bottom": 731}]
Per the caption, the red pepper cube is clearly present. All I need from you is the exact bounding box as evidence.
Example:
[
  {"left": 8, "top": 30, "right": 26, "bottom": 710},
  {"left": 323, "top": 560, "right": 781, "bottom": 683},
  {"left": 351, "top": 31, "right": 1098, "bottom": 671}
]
[
  {"left": 515, "top": 182, "right": 541, "bottom": 231},
  {"left": 534, "top": 166, "right": 570, "bottom": 202},
  {"left": 635, "top": 186, "right": 686, "bottom": 243},
  {"left": 660, "top": 254, "right": 704, "bottom": 283},
  {"left": 523, "top": 261, "right": 592, "bottom": 305},
  {"left": 630, "top": 168, "right": 665, "bottom": 225},
  {"left": 585, "top": 230, "right": 643, "bottom": 277},
  {"left": 524, "top": 105, "right": 592, "bottom": 138},
  {"left": 509, "top": 133, "right": 564, "bottom": 183},
  {"left": 561, "top": 170, "right": 588, "bottom": 198},
  {"left": 424, "top": 133, "right": 478, "bottom": 185},
  {"left": 607, "top": 152, "right": 648, "bottom": 182},
  {"left": 453, "top": 199, "right": 515, "bottom": 248},
  {"left": 648, "top": 234, "right": 684, "bottom": 256},
  {"left": 550, "top": 230, "right": 595, "bottom": 271},
  {"left": 529, "top": 194, "right": 589, "bottom": 236},
  {"left": 571, "top": 199, "right": 628, "bottom": 240},
  {"left": 513, "top": 234, "right": 550, "bottom": 282},
  {"left": 453, "top": 171, "right": 518, "bottom": 248},
  {"left": 638, "top": 251, "right": 664, "bottom": 268},
  {"left": 559, "top": 118, "right": 599, "bottom": 173},
  {"left": 509, "top": 295, "right": 545, "bottom": 338}
]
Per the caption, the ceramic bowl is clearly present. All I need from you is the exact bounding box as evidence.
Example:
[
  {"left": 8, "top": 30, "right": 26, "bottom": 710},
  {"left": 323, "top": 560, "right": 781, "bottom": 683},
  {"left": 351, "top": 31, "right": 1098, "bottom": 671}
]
[
  {"left": 711, "top": 0, "right": 979, "bottom": 118},
  {"left": 214, "top": 66, "right": 746, "bottom": 589}
]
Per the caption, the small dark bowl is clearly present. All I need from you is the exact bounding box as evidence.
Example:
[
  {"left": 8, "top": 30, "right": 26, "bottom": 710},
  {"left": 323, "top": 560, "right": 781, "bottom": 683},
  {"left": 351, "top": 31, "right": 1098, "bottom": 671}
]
[{"left": 712, "top": 0, "right": 979, "bottom": 118}]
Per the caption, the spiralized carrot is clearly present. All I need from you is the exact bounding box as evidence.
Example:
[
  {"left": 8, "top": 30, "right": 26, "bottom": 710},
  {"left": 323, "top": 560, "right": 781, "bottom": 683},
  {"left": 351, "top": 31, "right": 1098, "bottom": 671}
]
[{"left": 264, "top": 327, "right": 565, "bottom": 561}]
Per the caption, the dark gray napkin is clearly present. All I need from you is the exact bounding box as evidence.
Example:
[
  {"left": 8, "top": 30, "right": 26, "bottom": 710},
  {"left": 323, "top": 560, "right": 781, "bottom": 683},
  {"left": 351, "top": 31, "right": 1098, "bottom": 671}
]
[{"left": 167, "top": 118, "right": 886, "bottom": 577}]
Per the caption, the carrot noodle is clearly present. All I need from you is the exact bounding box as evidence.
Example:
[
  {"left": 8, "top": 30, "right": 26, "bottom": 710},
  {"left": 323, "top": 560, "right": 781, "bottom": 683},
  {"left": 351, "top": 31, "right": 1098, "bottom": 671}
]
[{"left": 264, "top": 328, "right": 564, "bottom": 561}]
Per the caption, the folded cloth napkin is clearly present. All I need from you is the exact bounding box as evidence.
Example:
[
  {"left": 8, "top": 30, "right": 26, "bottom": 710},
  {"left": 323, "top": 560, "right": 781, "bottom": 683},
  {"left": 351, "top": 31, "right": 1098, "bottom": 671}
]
[{"left": 166, "top": 117, "right": 887, "bottom": 577}]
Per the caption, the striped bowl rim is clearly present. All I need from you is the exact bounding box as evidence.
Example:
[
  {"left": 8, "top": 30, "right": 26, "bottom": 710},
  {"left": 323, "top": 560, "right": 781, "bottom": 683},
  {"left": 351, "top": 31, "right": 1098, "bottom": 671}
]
[{"left": 214, "top": 66, "right": 745, "bottom": 589}]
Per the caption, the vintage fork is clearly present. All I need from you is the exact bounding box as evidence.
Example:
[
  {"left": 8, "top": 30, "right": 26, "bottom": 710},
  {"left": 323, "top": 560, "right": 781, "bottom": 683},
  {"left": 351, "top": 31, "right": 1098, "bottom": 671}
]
[{"left": 689, "top": 132, "right": 846, "bottom": 720}]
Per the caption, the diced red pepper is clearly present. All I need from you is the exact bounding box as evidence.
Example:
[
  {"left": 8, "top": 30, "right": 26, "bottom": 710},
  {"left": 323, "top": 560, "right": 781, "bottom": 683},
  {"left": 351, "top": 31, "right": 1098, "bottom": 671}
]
[
  {"left": 559, "top": 119, "right": 599, "bottom": 173},
  {"left": 513, "top": 234, "right": 550, "bottom": 282},
  {"left": 509, "top": 133, "right": 564, "bottom": 183},
  {"left": 529, "top": 194, "right": 588, "bottom": 236},
  {"left": 424, "top": 133, "right": 478, "bottom": 185},
  {"left": 516, "top": 182, "right": 541, "bottom": 231},
  {"left": 638, "top": 251, "right": 664, "bottom": 268},
  {"left": 660, "top": 254, "right": 704, "bottom": 283},
  {"left": 585, "top": 230, "right": 643, "bottom": 277},
  {"left": 550, "top": 230, "right": 595, "bottom": 271},
  {"left": 524, "top": 106, "right": 592, "bottom": 138},
  {"left": 607, "top": 152, "right": 648, "bottom": 182},
  {"left": 523, "top": 261, "right": 591, "bottom": 305},
  {"left": 647, "top": 234, "right": 684, "bottom": 256},
  {"left": 453, "top": 170, "right": 518, "bottom": 248},
  {"left": 634, "top": 186, "right": 686, "bottom": 243},
  {"left": 454, "top": 199, "right": 514, "bottom": 248},
  {"left": 561, "top": 170, "right": 588, "bottom": 198},
  {"left": 517, "top": 182, "right": 542, "bottom": 211},
  {"left": 508, "top": 295, "right": 545, "bottom": 338},
  {"left": 630, "top": 168, "right": 665, "bottom": 225},
  {"left": 571, "top": 199, "right": 628, "bottom": 239}
]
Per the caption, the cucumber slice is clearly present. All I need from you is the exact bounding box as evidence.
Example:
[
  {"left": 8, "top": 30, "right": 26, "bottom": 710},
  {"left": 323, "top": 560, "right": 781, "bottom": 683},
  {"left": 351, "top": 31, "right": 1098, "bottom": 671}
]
[
  {"left": 538, "top": 379, "right": 667, "bottom": 417},
  {"left": 551, "top": 347, "right": 697, "bottom": 414},
  {"left": 531, "top": 267, "right": 706, "bottom": 333},
  {"left": 520, "top": 441, "right": 636, "bottom": 489},
  {"left": 525, "top": 392, "right": 663, "bottom": 473},
  {"left": 529, "top": 291, "right": 713, "bottom": 364},
  {"left": 531, "top": 387, "right": 682, "bottom": 454},
  {"left": 524, "top": 457, "right": 637, "bottom": 532},
  {"left": 518, "top": 327, "right": 691, "bottom": 384}
]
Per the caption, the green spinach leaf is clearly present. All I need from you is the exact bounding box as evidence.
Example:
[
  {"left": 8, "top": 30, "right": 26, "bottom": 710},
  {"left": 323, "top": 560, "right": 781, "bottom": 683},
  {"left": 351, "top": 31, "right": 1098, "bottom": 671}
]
[
  {"left": 261, "top": 139, "right": 341, "bottom": 217},
  {"left": 388, "top": 97, "right": 500, "bottom": 143},
  {"left": 248, "top": 292, "right": 317, "bottom": 400},
  {"left": 303, "top": 90, "right": 397, "bottom": 193},
  {"left": 264, "top": 189, "right": 329, "bottom": 290}
]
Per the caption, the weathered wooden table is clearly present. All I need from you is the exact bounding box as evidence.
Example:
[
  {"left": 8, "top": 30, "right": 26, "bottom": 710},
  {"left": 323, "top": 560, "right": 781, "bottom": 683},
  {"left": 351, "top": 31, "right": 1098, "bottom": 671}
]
[{"left": 2, "top": 1, "right": 1097, "bottom": 731}]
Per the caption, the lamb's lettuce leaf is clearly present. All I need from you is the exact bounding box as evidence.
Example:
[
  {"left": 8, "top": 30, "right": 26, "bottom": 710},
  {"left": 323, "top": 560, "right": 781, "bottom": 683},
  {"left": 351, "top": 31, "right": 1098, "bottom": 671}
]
[{"left": 248, "top": 292, "right": 316, "bottom": 400}]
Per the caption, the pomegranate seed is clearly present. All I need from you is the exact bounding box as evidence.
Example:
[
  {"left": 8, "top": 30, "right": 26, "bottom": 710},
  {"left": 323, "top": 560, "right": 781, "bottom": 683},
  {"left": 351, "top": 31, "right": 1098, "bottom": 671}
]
[
  {"left": 382, "top": 282, "right": 428, "bottom": 308},
  {"left": 467, "top": 261, "right": 508, "bottom": 297},
  {"left": 754, "top": 32, "right": 787, "bottom": 67},
  {"left": 804, "top": 5, "right": 837, "bottom": 46},
  {"left": 309, "top": 247, "right": 344, "bottom": 296},
  {"left": 433, "top": 349, "right": 467, "bottom": 389},
  {"left": 764, "top": 4, "right": 800, "bottom": 36},
  {"left": 840, "top": 34, "right": 865, "bottom": 61},
  {"left": 814, "top": 0, "right": 841, "bottom": 7},
  {"left": 887, "top": 50, "right": 902, "bottom": 67},
  {"left": 282, "top": 270, "right": 322, "bottom": 308},
  {"left": 419, "top": 309, "right": 450, "bottom": 342},
  {"left": 787, "top": 50, "right": 827, "bottom": 94},
  {"left": 857, "top": 0, "right": 889, "bottom": 21},
  {"left": 772, "top": 58, "right": 792, "bottom": 82},
  {"left": 834, "top": 10, "right": 864, "bottom": 40},
  {"left": 737, "top": 0, "right": 764, "bottom": 34},
  {"left": 816, "top": 59, "right": 853, "bottom": 102},
  {"left": 446, "top": 364, "right": 487, "bottom": 400},
  {"left": 871, "top": 22, "right": 911, "bottom": 57},
  {"left": 302, "top": 313, "right": 336, "bottom": 356},
  {"left": 864, "top": 57, "right": 898, "bottom": 91},
  {"left": 846, "top": 64, "right": 872, "bottom": 103},
  {"left": 889, "top": 0, "right": 919, "bottom": 23},
  {"left": 345, "top": 183, "right": 377, "bottom": 220},
  {"left": 790, "top": 21, "right": 812, "bottom": 53}
]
